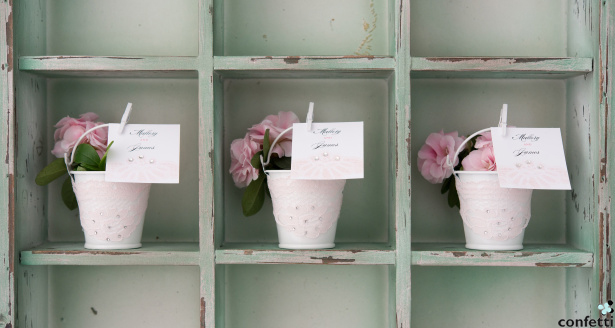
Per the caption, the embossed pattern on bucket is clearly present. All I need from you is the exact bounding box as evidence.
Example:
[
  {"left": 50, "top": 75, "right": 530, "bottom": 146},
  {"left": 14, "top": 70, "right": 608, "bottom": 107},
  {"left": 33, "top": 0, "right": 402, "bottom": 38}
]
[
  {"left": 267, "top": 173, "right": 346, "bottom": 239},
  {"left": 455, "top": 173, "right": 532, "bottom": 241},
  {"left": 72, "top": 172, "right": 151, "bottom": 248}
]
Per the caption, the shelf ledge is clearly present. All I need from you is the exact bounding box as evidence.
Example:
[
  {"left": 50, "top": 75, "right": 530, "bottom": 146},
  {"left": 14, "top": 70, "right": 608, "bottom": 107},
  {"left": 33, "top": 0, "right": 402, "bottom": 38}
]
[
  {"left": 216, "top": 243, "right": 395, "bottom": 265},
  {"left": 214, "top": 56, "right": 395, "bottom": 78},
  {"left": 20, "top": 242, "right": 200, "bottom": 266},
  {"left": 19, "top": 56, "right": 198, "bottom": 78},
  {"left": 411, "top": 243, "right": 594, "bottom": 267},
  {"left": 411, "top": 57, "right": 593, "bottom": 79}
]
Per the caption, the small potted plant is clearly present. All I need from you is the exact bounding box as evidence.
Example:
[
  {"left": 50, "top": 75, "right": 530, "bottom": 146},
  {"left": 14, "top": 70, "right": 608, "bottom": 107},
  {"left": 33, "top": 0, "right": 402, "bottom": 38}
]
[
  {"left": 36, "top": 113, "right": 151, "bottom": 249},
  {"left": 417, "top": 128, "right": 532, "bottom": 250},
  {"left": 230, "top": 111, "right": 346, "bottom": 249}
]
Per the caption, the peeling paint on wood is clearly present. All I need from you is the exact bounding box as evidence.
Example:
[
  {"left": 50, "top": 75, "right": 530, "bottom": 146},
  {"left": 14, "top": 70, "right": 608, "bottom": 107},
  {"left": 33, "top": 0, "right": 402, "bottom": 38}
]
[
  {"left": 412, "top": 244, "right": 594, "bottom": 267},
  {"left": 215, "top": 246, "right": 395, "bottom": 265},
  {"left": 310, "top": 256, "right": 356, "bottom": 264},
  {"left": 200, "top": 297, "right": 205, "bottom": 328}
]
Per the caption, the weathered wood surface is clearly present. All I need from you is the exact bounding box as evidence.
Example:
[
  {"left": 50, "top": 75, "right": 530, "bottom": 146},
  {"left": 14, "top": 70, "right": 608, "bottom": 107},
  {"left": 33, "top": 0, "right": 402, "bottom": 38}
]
[
  {"left": 0, "top": 1, "right": 13, "bottom": 327},
  {"left": 412, "top": 57, "right": 593, "bottom": 78},
  {"left": 20, "top": 56, "right": 198, "bottom": 71},
  {"left": 199, "top": 1, "right": 216, "bottom": 327},
  {"left": 216, "top": 243, "right": 395, "bottom": 265},
  {"left": 599, "top": 0, "right": 614, "bottom": 305},
  {"left": 20, "top": 243, "right": 200, "bottom": 266},
  {"left": 395, "top": 1, "right": 411, "bottom": 328},
  {"left": 214, "top": 55, "right": 395, "bottom": 70},
  {"left": 412, "top": 243, "right": 594, "bottom": 267}
]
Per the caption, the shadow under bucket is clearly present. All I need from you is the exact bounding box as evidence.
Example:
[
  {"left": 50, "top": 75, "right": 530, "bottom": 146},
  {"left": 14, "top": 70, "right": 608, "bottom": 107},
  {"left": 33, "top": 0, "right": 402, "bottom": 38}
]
[{"left": 454, "top": 171, "right": 532, "bottom": 251}]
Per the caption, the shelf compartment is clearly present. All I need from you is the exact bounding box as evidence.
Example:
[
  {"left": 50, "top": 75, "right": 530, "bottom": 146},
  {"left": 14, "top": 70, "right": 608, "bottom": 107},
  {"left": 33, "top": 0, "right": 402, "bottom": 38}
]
[
  {"left": 411, "top": 57, "right": 593, "bottom": 79},
  {"left": 410, "top": 0, "right": 567, "bottom": 57},
  {"left": 45, "top": 0, "right": 199, "bottom": 57},
  {"left": 217, "top": 78, "right": 393, "bottom": 244},
  {"left": 19, "top": 56, "right": 198, "bottom": 78},
  {"left": 411, "top": 243, "right": 593, "bottom": 267},
  {"left": 411, "top": 266, "right": 567, "bottom": 327},
  {"left": 216, "top": 243, "right": 394, "bottom": 265},
  {"left": 20, "top": 242, "right": 199, "bottom": 266},
  {"left": 214, "top": 56, "right": 395, "bottom": 78},
  {"left": 222, "top": 264, "right": 390, "bottom": 328},
  {"left": 46, "top": 266, "right": 200, "bottom": 327},
  {"left": 215, "top": 0, "right": 392, "bottom": 57}
]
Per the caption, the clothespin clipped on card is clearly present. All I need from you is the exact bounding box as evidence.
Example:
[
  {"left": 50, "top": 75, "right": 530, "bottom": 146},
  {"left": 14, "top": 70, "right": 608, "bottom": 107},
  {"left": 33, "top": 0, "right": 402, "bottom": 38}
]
[
  {"left": 498, "top": 104, "right": 508, "bottom": 136},
  {"left": 306, "top": 102, "right": 314, "bottom": 131},
  {"left": 119, "top": 102, "right": 133, "bottom": 134}
]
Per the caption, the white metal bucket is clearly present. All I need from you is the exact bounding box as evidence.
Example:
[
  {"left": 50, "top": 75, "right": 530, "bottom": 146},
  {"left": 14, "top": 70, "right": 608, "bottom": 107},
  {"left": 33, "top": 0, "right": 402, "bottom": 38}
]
[
  {"left": 71, "top": 171, "right": 151, "bottom": 249},
  {"left": 266, "top": 171, "right": 346, "bottom": 249},
  {"left": 454, "top": 171, "right": 532, "bottom": 250}
]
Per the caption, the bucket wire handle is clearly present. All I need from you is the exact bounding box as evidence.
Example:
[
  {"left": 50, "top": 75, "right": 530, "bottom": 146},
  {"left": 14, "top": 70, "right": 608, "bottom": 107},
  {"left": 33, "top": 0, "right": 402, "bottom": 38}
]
[
  {"left": 446, "top": 127, "right": 492, "bottom": 170},
  {"left": 260, "top": 126, "right": 293, "bottom": 168},
  {"left": 64, "top": 123, "right": 110, "bottom": 186}
]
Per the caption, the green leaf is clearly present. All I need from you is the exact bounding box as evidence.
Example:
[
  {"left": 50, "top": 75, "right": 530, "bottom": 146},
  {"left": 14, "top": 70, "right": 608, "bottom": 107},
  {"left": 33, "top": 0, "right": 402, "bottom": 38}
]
[
  {"left": 250, "top": 151, "right": 263, "bottom": 171},
  {"left": 61, "top": 177, "right": 78, "bottom": 210},
  {"left": 272, "top": 156, "right": 292, "bottom": 170},
  {"left": 35, "top": 158, "right": 68, "bottom": 186},
  {"left": 262, "top": 129, "right": 271, "bottom": 165},
  {"left": 73, "top": 144, "right": 102, "bottom": 171},
  {"left": 447, "top": 178, "right": 460, "bottom": 208},
  {"left": 99, "top": 141, "right": 114, "bottom": 170},
  {"left": 241, "top": 174, "right": 266, "bottom": 216},
  {"left": 440, "top": 175, "right": 453, "bottom": 194}
]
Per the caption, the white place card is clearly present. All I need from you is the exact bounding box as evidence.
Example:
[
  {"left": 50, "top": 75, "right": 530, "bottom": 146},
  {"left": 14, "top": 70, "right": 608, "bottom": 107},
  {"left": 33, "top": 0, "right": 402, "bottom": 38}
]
[
  {"left": 105, "top": 124, "right": 180, "bottom": 184},
  {"left": 290, "top": 122, "right": 364, "bottom": 180},
  {"left": 491, "top": 127, "right": 571, "bottom": 190}
]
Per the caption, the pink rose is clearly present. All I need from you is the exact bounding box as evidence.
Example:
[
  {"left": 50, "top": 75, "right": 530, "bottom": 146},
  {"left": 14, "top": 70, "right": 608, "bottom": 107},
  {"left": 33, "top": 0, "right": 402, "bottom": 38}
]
[
  {"left": 51, "top": 113, "right": 108, "bottom": 158},
  {"left": 229, "top": 134, "right": 261, "bottom": 188},
  {"left": 475, "top": 131, "right": 492, "bottom": 149},
  {"left": 417, "top": 131, "right": 465, "bottom": 183},
  {"left": 248, "top": 111, "right": 300, "bottom": 157},
  {"left": 461, "top": 145, "right": 497, "bottom": 171}
]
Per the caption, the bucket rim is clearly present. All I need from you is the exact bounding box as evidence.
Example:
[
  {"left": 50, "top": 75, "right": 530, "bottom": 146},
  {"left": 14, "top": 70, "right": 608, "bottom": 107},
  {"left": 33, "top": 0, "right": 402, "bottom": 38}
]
[
  {"left": 69, "top": 171, "right": 106, "bottom": 176},
  {"left": 264, "top": 169, "right": 291, "bottom": 176},
  {"left": 453, "top": 170, "right": 498, "bottom": 175}
]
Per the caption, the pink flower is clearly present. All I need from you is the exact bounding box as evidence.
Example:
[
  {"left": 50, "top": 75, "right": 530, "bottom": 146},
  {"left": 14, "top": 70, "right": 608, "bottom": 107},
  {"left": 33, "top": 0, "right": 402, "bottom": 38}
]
[
  {"left": 248, "top": 111, "right": 300, "bottom": 157},
  {"left": 461, "top": 146, "right": 497, "bottom": 171},
  {"left": 417, "top": 131, "right": 465, "bottom": 183},
  {"left": 51, "top": 113, "right": 108, "bottom": 158},
  {"left": 475, "top": 131, "right": 492, "bottom": 149},
  {"left": 229, "top": 134, "right": 261, "bottom": 188}
]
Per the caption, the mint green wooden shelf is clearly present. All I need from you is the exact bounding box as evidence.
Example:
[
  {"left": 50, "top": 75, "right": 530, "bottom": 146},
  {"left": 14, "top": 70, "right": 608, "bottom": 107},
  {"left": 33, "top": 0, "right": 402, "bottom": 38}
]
[
  {"left": 216, "top": 243, "right": 395, "bottom": 265},
  {"left": 411, "top": 243, "right": 594, "bottom": 267},
  {"left": 19, "top": 55, "right": 593, "bottom": 79},
  {"left": 411, "top": 57, "right": 593, "bottom": 78},
  {"left": 20, "top": 242, "right": 200, "bottom": 266},
  {"left": 19, "top": 56, "right": 198, "bottom": 78},
  {"left": 20, "top": 242, "right": 593, "bottom": 268}
]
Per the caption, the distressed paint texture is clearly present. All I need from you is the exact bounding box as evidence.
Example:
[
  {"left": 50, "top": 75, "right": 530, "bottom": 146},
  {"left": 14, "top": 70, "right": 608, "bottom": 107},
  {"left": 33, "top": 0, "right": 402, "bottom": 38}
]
[
  {"left": 0, "top": 1, "right": 13, "bottom": 326},
  {"left": 395, "top": 1, "right": 411, "bottom": 328},
  {"left": 199, "top": 1, "right": 216, "bottom": 327},
  {"left": 412, "top": 244, "right": 593, "bottom": 267},
  {"left": 599, "top": 0, "right": 614, "bottom": 306}
]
